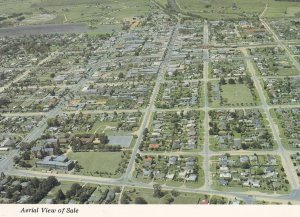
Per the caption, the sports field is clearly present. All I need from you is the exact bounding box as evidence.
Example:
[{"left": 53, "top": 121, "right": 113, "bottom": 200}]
[{"left": 68, "top": 152, "right": 122, "bottom": 174}]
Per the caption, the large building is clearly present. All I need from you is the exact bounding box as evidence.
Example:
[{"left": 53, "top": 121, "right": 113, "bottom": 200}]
[{"left": 35, "top": 155, "right": 75, "bottom": 171}]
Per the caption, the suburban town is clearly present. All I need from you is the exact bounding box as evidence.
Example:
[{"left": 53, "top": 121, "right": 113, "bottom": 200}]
[{"left": 1, "top": 0, "right": 300, "bottom": 205}]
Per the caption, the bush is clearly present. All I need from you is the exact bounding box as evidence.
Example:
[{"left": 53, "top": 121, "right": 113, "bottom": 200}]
[{"left": 135, "top": 197, "right": 147, "bottom": 204}]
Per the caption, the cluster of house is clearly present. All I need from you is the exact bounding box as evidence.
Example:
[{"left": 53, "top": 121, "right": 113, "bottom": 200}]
[
  {"left": 71, "top": 83, "right": 152, "bottom": 111},
  {"left": 166, "top": 22, "right": 203, "bottom": 79},
  {"left": 216, "top": 154, "right": 286, "bottom": 191},
  {"left": 24, "top": 66, "right": 85, "bottom": 87},
  {"left": 0, "top": 86, "right": 62, "bottom": 113},
  {"left": 142, "top": 110, "right": 200, "bottom": 151},
  {"left": 291, "top": 153, "right": 300, "bottom": 177},
  {"left": 209, "top": 19, "right": 271, "bottom": 45},
  {"left": 210, "top": 48, "right": 242, "bottom": 60},
  {"left": 210, "top": 20, "right": 237, "bottom": 44},
  {"left": 270, "top": 19, "right": 300, "bottom": 40},
  {"left": 210, "top": 109, "right": 272, "bottom": 150},
  {"left": 250, "top": 47, "right": 293, "bottom": 76},
  {"left": 0, "top": 177, "right": 35, "bottom": 204},
  {"left": 136, "top": 155, "right": 199, "bottom": 182},
  {"left": 87, "top": 187, "right": 116, "bottom": 204},
  {"left": 237, "top": 20, "right": 271, "bottom": 43},
  {"left": 0, "top": 115, "right": 42, "bottom": 134},
  {"left": 208, "top": 80, "right": 221, "bottom": 104},
  {"left": 0, "top": 68, "right": 26, "bottom": 87},
  {"left": 275, "top": 108, "right": 300, "bottom": 149},
  {"left": 44, "top": 112, "right": 142, "bottom": 136},
  {"left": 88, "top": 14, "right": 173, "bottom": 83},
  {"left": 0, "top": 137, "right": 15, "bottom": 151},
  {"left": 158, "top": 81, "right": 199, "bottom": 108},
  {"left": 263, "top": 77, "right": 300, "bottom": 104},
  {"left": 0, "top": 36, "right": 42, "bottom": 69},
  {"left": 210, "top": 58, "right": 246, "bottom": 78}
]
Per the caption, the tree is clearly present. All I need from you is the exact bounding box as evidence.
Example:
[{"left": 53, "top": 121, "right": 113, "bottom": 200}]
[
  {"left": 30, "top": 177, "right": 40, "bottom": 188},
  {"left": 22, "top": 151, "right": 30, "bottom": 160},
  {"left": 66, "top": 183, "right": 82, "bottom": 198},
  {"left": 56, "top": 189, "right": 65, "bottom": 201},
  {"left": 121, "top": 197, "right": 129, "bottom": 204},
  {"left": 220, "top": 77, "right": 226, "bottom": 85},
  {"left": 75, "top": 164, "right": 82, "bottom": 172},
  {"left": 143, "top": 128, "right": 148, "bottom": 136},
  {"left": 170, "top": 189, "right": 179, "bottom": 197},
  {"left": 6, "top": 190, "right": 13, "bottom": 199},
  {"left": 153, "top": 184, "right": 163, "bottom": 198},
  {"left": 13, "top": 156, "right": 20, "bottom": 164},
  {"left": 98, "top": 133, "right": 109, "bottom": 145},
  {"left": 256, "top": 168, "right": 264, "bottom": 175},
  {"left": 228, "top": 78, "right": 235, "bottom": 84},
  {"left": 118, "top": 72, "right": 125, "bottom": 79},
  {"left": 46, "top": 176, "right": 59, "bottom": 188},
  {"left": 0, "top": 96, "right": 10, "bottom": 108},
  {"left": 135, "top": 197, "right": 147, "bottom": 204},
  {"left": 163, "top": 195, "right": 174, "bottom": 204},
  {"left": 241, "top": 162, "right": 251, "bottom": 169}
]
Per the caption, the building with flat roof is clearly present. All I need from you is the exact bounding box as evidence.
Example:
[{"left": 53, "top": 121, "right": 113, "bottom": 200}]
[{"left": 35, "top": 155, "right": 75, "bottom": 171}]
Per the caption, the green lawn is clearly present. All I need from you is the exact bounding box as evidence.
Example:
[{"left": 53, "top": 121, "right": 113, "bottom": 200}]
[
  {"left": 68, "top": 151, "right": 122, "bottom": 175},
  {"left": 221, "top": 84, "right": 257, "bottom": 105}
]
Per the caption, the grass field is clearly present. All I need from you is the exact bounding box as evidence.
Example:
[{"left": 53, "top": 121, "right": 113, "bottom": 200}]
[
  {"left": 68, "top": 151, "right": 122, "bottom": 175},
  {"left": 176, "top": 0, "right": 266, "bottom": 19},
  {"left": 161, "top": 0, "right": 300, "bottom": 19},
  {"left": 266, "top": 0, "right": 300, "bottom": 18},
  {"left": 221, "top": 84, "right": 257, "bottom": 105},
  {"left": 0, "top": 0, "right": 151, "bottom": 28}
]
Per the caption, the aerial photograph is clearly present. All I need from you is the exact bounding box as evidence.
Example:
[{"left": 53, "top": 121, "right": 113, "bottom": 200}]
[{"left": 0, "top": 0, "right": 300, "bottom": 206}]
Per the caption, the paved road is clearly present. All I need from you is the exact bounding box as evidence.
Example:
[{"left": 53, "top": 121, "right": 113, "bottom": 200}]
[
  {"left": 260, "top": 18, "right": 300, "bottom": 73},
  {"left": 6, "top": 169, "right": 300, "bottom": 204},
  {"left": 4, "top": 104, "right": 300, "bottom": 118},
  {"left": 242, "top": 48, "right": 299, "bottom": 190},
  {"left": 203, "top": 20, "right": 211, "bottom": 190},
  {"left": 259, "top": 1, "right": 269, "bottom": 19},
  {"left": 123, "top": 23, "right": 180, "bottom": 181}
]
